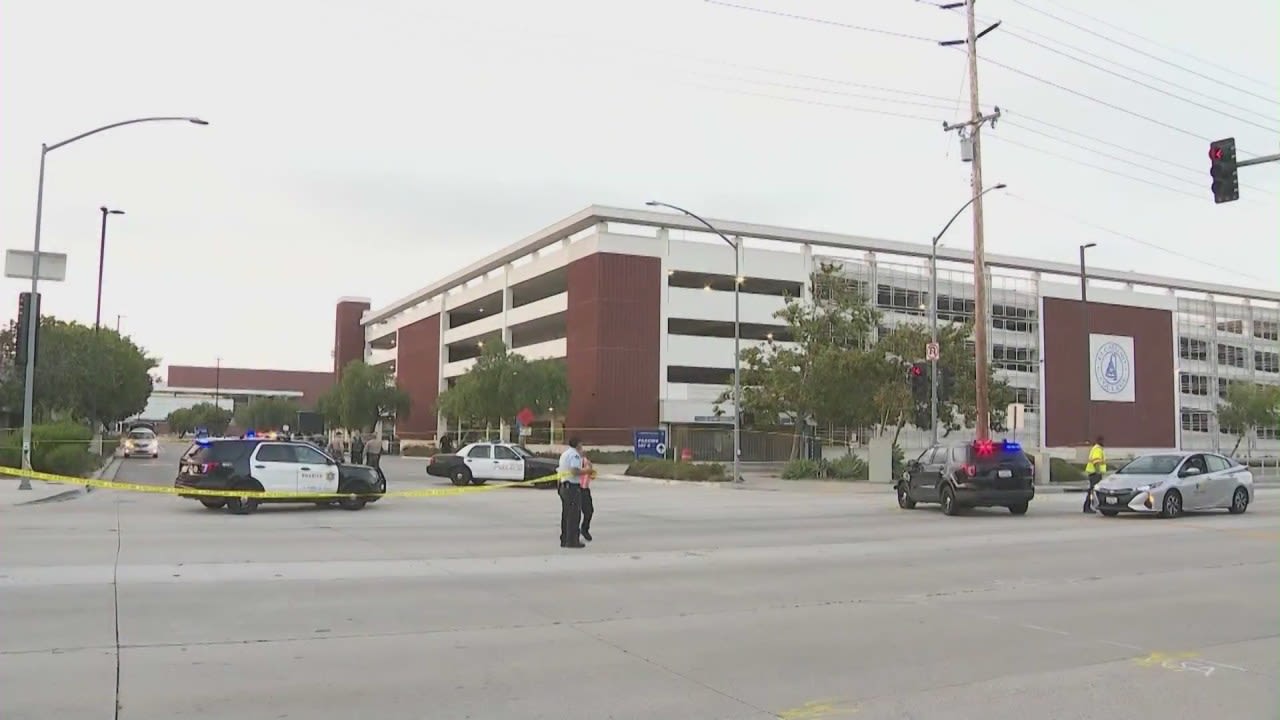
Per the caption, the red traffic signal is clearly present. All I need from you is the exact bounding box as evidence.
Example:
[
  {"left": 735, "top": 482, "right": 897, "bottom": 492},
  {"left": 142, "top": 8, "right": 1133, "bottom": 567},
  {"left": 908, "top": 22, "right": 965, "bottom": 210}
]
[
  {"left": 909, "top": 364, "right": 924, "bottom": 377},
  {"left": 1209, "top": 137, "right": 1239, "bottom": 204}
]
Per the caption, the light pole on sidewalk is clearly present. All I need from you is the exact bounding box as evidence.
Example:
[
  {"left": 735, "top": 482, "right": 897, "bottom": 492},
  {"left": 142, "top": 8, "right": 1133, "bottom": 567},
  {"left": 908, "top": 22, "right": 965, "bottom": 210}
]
[
  {"left": 928, "top": 183, "right": 1006, "bottom": 445},
  {"left": 646, "top": 201, "right": 742, "bottom": 483},
  {"left": 94, "top": 207, "right": 126, "bottom": 333},
  {"left": 17, "top": 115, "right": 207, "bottom": 486}
]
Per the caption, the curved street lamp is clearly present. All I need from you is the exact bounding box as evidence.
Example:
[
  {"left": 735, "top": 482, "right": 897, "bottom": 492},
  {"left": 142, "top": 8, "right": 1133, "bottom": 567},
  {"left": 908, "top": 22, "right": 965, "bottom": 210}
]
[
  {"left": 18, "top": 116, "right": 207, "bottom": 483},
  {"left": 928, "top": 183, "right": 1006, "bottom": 445},
  {"left": 646, "top": 200, "right": 743, "bottom": 484}
]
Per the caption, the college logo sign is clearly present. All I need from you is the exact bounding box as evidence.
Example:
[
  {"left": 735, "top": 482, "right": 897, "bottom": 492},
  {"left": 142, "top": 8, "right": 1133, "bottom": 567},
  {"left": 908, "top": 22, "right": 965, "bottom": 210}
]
[{"left": 1089, "top": 334, "right": 1135, "bottom": 403}]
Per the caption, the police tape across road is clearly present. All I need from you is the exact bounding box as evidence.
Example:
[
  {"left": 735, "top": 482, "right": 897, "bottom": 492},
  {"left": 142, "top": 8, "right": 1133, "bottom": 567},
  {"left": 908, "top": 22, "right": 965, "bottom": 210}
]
[{"left": 0, "top": 465, "right": 591, "bottom": 500}]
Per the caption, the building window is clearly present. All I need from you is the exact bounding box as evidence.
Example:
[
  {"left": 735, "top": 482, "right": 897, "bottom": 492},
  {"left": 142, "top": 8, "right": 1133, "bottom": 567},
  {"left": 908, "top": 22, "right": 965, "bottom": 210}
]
[
  {"left": 1180, "top": 373, "right": 1209, "bottom": 396},
  {"left": 1009, "top": 386, "right": 1039, "bottom": 409},
  {"left": 936, "top": 294, "right": 975, "bottom": 323},
  {"left": 992, "top": 303, "right": 1035, "bottom": 333},
  {"left": 876, "top": 284, "right": 926, "bottom": 317},
  {"left": 1181, "top": 410, "right": 1210, "bottom": 433},
  {"left": 1255, "top": 351, "right": 1280, "bottom": 374},
  {"left": 1218, "top": 378, "right": 1235, "bottom": 400},
  {"left": 1259, "top": 426, "right": 1280, "bottom": 440},
  {"left": 1179, "top": 337, "right": 1208, "bottom": 361},
  {"left": 667, "top": 366, "right": 732, "bottom": 385},
  {"left": 1217, "top": 343, "right": 1246, "bottom": 368},
  {"left": 1254, "top": 320, "right": 1279, "bottom": 342},
  {"left": 1216, "top": 319, "right": 1244, "bottom": 335},
  {"left": 993, "top": 344, "right": 1035, "bottom": 373}
]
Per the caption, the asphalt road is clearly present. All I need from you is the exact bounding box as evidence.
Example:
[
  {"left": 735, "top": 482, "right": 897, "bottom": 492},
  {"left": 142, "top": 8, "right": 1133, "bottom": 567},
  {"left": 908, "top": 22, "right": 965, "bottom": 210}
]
[{"left": 2, "top": 440, "right": 1276, "bottom": 719}]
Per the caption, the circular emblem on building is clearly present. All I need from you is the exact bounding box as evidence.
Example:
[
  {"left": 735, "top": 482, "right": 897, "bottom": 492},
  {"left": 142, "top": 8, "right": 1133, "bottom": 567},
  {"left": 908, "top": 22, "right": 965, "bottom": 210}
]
[{"left": 1094, "top": 341, "right": 1131, "bottom": 395}]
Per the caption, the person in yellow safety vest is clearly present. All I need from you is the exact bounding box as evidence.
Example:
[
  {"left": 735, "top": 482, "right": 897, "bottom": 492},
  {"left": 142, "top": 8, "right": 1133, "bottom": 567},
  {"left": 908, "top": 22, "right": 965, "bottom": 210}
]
[{"left": 1083, "top": 435, "right": 1107, "bottom": 512}]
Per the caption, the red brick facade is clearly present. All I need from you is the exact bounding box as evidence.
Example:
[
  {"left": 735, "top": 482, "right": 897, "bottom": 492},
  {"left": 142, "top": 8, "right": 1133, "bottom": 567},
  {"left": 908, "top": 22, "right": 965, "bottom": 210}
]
[
  {"left": 564, "top": 253, "right": 662, "bottom": 445},
  {"left": 395, "top": 314, "right": 441, "bottom": 440},
  {"left": 334, "top": 299, "right": 370, "bottom": 377}
]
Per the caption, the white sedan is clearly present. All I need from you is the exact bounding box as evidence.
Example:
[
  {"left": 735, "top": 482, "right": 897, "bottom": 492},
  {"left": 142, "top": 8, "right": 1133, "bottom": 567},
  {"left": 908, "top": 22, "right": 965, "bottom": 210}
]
[{"left": 1093, "top": 451, "right": 1253, "bottom": 518}]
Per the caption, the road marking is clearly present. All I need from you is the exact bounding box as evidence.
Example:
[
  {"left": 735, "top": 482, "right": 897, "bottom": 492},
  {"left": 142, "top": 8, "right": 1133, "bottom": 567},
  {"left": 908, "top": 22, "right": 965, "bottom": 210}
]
[
  {"left": 1132, "top": 651, "right": 1247, "bottom": 676},
  {"left": 777, "top": 699, "right": 858, "bottom": 719},
  {"left": 1021, "top": 623, "right": 1070, "bottom": 636}
]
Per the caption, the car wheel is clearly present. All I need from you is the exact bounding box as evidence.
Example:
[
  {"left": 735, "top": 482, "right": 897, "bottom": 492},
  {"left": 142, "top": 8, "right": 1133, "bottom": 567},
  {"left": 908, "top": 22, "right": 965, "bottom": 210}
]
[
  {"left": 1228, "top": 486, "right": 1249, "bottom": 515},
  {"left": 153, "top": 453, "right": 160, "bottom": 459},
  {"left": 1007, "top": 502, "right": 1029, "bottom": 515},
  {"left": 940, "top": 485, "right": 960, "bottom": 516},
  {"left": 200, "top": 499, "right": 226, "bottom": 510},
  {"left": 1099, "top": 509, "right": 1120, "bottom": 517},
  {"left": 338, "top": 496, "right": 367, "bottom": 511},
  {"left": 225, "top": 495, "right": 259, "bottom": 515},
  {"left": 897, "top": 483, "right": 917, "bottom": 509},
  {"left": 450, "top": 468, "right": 471, "bottom": 487},
  {"left": 470, "top": 476, "right": 488, "bottom": 486},
  {"left": 1159, "top": 489, "right": 1183, "bottom": 519}
]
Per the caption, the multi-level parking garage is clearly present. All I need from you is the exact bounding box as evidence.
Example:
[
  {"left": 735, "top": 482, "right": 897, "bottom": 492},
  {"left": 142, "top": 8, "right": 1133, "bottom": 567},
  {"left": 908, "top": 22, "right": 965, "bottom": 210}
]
[{"left": 332, "top": 205, "right": 1280, "bottom": 456}]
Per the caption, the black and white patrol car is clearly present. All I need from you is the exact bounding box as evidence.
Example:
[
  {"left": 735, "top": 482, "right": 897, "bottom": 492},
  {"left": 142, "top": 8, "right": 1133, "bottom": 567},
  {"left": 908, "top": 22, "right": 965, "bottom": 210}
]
[
  {"left": 427, "top": 441, "right": 561, "bottom": 487},
  {"left": 175, "top": 437, "right": 384, "bottom": 515}
]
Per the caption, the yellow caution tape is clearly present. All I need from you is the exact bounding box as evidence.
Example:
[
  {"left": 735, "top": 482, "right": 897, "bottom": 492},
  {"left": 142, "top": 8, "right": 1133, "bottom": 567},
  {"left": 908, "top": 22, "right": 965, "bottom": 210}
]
[{"left": 0, "top": 465, "right": 597, "bottom": 500}]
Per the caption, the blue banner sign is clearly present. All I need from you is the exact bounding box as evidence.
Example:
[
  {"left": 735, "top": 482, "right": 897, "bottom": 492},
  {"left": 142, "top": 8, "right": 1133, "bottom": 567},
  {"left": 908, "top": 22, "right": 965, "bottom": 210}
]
[{"left": 633, "top": 429, "right": 668, "bottom": 458}]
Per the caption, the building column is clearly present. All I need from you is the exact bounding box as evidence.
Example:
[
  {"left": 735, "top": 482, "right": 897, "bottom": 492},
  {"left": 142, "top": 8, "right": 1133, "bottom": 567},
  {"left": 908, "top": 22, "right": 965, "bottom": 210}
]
[
  {"left": 801, "top": 243, "right": 814, "bottom": 304},
  {"left": 658, "top": 228, "right": 670, "bottom": 424},
  {"left": 500, "top": 264, "right": 513, "bottom": 442},
  {"left": 436, "top": 293, "right": 449, "bottom": 443},
  {"left": 864, "top": 251, "right": 878, "bottom": 342}
]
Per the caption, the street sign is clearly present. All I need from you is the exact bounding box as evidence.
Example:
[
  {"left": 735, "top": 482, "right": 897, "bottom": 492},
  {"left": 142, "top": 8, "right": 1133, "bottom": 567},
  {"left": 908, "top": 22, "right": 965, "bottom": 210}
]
[
  {"left": 5, "top": 249, "right": 67, "bottom": 281},
  {"left": 925, "top": 342, "right": 940, "bottom": 361},
  {"left": 633, "top": 428, "right": 668, "bottom": 458}
]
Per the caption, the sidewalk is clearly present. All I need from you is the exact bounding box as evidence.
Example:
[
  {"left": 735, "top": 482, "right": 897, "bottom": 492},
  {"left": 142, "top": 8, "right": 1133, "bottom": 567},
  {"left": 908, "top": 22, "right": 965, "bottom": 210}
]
[{"left": 0, "top": 454, "right": 121, "bottom": 506}]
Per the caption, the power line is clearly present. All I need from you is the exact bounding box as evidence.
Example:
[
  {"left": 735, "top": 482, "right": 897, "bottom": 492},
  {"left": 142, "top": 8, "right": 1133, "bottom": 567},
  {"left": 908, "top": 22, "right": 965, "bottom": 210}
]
[
  {"left": 1003, "top": 191, "right": 1273, "bottom": 284},
  {"left": 684, "top": 81, "right": 940, "bottom": 124},
  {"left": 1014, "top": 0, "right": 1280, "bottom": 102},
  {"left": 704, "top": 0, "right": 939, "bottom": 43},
  {"left": 989, "top": 134, "right": 1206, "bottom": 201},
  {"left": 996, "top": 25, "right": 1280, "bottom": 131}
]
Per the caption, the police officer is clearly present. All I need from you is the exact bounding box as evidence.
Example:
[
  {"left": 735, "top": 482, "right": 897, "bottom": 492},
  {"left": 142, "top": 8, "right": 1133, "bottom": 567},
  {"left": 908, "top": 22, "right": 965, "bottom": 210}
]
[
  {"left": 1084, "top": 435, "right": 1106, "bottom": 512},
  {"left": 558, "top": 437, "right": 586, "bottom": 549}
]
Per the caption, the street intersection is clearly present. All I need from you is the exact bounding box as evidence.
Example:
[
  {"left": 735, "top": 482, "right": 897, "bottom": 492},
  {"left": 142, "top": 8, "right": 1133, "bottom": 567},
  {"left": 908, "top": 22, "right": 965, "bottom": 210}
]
[{"left": 2, "top": 441, "right": 1277, "bottom": 719}]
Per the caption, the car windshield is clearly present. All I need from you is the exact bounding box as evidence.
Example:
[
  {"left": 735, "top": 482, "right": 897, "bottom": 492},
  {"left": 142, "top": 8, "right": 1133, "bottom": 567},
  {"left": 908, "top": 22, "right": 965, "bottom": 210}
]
[
  {"left": 512, "top": 445, "right": 535, "bottom": 458},
  {"left": 1117, "top": 455, "right": 1182, "bottom": 475},
  {"left": 128, "top": 430, "right": 154, "bottom": 439}
]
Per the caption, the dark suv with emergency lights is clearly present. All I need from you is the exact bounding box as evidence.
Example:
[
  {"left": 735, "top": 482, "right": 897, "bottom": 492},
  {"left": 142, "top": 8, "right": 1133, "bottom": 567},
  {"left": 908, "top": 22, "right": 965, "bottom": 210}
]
[
  {"left": 175, "top": 437, "right": 384, "bottom": 514},
  {"left": 897, "top": 439, "right": 1035, "bottom": 516}
]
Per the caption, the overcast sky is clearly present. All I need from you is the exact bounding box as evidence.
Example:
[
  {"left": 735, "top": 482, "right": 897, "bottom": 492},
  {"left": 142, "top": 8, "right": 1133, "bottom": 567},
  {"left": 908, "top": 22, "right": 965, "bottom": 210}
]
[{"left": 3, "top": 0, "right": 1277, "bottom": 373}]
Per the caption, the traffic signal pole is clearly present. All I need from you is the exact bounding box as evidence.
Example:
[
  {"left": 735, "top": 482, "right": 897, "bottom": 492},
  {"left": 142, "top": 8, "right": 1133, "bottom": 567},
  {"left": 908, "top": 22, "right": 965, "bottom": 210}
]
[{"left": 1237, "top": 153, "right": 1280, "bottom": 168}]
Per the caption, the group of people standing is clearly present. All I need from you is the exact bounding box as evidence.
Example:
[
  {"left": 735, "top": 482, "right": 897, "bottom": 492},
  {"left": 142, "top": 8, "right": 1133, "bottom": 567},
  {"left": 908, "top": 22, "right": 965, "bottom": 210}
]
[{"left": 325, "top": 432, "right": 384, "bottom": 477}]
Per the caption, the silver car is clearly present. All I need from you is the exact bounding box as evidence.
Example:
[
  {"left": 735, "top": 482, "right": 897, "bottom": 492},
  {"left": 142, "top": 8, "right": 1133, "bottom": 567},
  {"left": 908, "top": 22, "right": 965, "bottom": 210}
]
[
  {"left": 122, "top": 428, "right": 160, "bottom": 459},
  {"left": 1094, "top": 451, "right": 1253, "bottom": 518}
]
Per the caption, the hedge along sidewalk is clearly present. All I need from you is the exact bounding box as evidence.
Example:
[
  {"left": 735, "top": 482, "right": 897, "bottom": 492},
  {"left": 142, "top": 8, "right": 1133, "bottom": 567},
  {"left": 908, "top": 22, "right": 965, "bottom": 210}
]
[{"left": 0, "top": 451, "right": 121, "bottom": 506}]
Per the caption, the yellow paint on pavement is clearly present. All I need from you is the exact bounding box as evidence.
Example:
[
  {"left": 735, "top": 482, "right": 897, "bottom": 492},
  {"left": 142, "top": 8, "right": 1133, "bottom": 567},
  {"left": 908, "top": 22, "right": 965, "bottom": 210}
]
[{"left": 777, "top": 699, "right": 858, "bottom": 719}]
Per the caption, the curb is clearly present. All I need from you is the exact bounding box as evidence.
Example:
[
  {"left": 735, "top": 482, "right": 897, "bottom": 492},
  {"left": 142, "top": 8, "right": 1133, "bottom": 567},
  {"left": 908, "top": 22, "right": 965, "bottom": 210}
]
[{"left": 12, "top": 454, "right": 121, "bottom": 506}]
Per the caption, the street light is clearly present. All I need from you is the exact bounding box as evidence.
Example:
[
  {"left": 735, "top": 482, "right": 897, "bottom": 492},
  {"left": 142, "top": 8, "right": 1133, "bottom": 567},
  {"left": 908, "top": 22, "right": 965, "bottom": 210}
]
[
  {"left": 94, "top": 207, "right": 126, "bottom": 333},
  {"left": 646, "top": 200, "right": 743, "bottom": 483},
  {"left": 18, "top": 116, "right": 207, "bottom": 484},
  {"left": 1079, "top": 242, "right": 1097, "bottom": 445},
  {"left": 929, "top": 183, "right": 1006, "bottom": 445}
]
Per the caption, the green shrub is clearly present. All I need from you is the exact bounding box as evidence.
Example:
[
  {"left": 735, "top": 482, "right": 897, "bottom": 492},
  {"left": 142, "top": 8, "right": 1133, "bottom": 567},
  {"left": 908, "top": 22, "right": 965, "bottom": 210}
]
[
  {"left": 0, "top": 422, "right": 96, "bottom": 477},
  {"left": 781, "top": 455, "right": 869, "bottom": 481},
  {"left": 1049, "top": 457, "right": 1086, "bottom": 484},
  {"left": 624, "top": 459, "right": 727, "bottom": 481}
]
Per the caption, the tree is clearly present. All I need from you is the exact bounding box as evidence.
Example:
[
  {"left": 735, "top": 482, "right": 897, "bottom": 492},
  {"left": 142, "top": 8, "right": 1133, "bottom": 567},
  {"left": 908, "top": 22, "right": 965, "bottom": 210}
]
[
  {"left": 436, "top": 341, "right": 569, "bottom": 430},
  {"left": 170, "top": 403, "right": 233, "bottom": 436},
  {"left": 1217, "top": 383, "right": 1280, "bottom": 457},
  {"left": 318, "top": 361, "right": 410, "bottom": 432},
  {"left": 0, "top": 318, "right": 155, "bottom": 426},
  {"left": 234, "top": 396, "right": 299, "bottom": 431},
  {"left": 875, "top": 321, "right": 1016, "bottom": 436},
  {"left": 715, "top": 263, "right": 882, "bottom": 455}
]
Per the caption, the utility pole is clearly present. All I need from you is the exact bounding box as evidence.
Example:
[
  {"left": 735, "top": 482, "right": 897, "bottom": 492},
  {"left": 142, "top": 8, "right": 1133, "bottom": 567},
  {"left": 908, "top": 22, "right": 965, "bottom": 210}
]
[{"left": 940, "top": 0, "right": 1001, "bottom": 441}]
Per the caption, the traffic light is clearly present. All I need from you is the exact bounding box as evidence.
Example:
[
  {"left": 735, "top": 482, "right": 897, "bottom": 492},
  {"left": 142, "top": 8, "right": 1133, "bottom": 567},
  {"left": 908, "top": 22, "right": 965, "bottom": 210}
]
[
  {"left": 1209, "top": 137, "right": 1239, "bottom": 204},
  {"left": 15, "top": 291, "right": 40, "bottom": 366}
]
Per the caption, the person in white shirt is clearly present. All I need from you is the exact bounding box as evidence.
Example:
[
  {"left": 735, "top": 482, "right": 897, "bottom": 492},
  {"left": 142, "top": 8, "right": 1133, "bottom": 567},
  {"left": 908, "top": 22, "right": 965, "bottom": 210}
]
[{"left": 557, "top": 438, "right": 586, "bottom": 548}]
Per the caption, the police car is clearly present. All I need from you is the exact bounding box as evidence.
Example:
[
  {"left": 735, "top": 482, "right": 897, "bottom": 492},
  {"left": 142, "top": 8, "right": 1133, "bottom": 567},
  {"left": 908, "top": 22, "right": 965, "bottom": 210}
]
[
  {"left": 427, "top": 441, "right": 562, "bottom": 487},
  {"left": 175, "top": 436, "right": 384, "bottom": 515}
]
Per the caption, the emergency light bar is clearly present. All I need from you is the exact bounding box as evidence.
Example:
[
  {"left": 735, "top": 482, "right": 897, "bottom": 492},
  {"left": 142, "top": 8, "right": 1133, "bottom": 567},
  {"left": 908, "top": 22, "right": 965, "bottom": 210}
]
[{"left": 972, "top": 439, "right": 1021, "bottom": 456}]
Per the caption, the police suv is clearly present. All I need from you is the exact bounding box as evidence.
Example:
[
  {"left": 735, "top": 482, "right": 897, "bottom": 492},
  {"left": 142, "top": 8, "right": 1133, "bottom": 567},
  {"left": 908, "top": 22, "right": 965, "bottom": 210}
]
[
  {"left": 427, "top": 441, "right": 561, "bottom": 487},
  {"left": 898, "top": 439, "right": 1036, "bottom": 516},
  {"left": 175, "top": 437, "right": 384, "bottom": 515}
]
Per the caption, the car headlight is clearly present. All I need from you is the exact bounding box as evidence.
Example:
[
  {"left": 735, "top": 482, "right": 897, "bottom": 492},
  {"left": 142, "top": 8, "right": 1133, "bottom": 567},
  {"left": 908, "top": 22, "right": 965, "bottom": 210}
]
[{"left": 1138, "top": 480, "right": 1167, "bottom": 491}]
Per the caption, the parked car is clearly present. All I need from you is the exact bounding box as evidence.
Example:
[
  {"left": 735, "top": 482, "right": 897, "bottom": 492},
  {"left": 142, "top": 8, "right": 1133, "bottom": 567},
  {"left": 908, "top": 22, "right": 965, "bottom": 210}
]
[
  {"left": 427, "top": 442, "right": 561, "bottom": 487},
  {"left": 898, "top": 439, "right": 1035, "bottom": 516},
  {"left": 122, "top": 427, "right": 160, "bottom": 459},
  {"left": 1093, "top": 451, "right": 1253, "bottom": 518}
]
